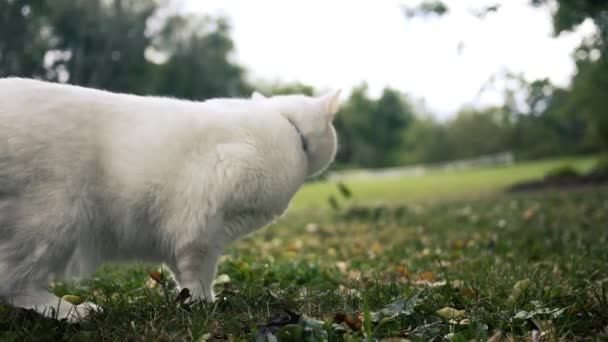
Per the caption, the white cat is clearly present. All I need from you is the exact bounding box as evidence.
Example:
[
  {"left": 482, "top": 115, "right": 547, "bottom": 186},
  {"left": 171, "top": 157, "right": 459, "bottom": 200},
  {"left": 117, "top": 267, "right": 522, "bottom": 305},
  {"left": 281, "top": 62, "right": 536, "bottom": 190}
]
[{"left": 0, "top": 78, "right": 340, "bottom": 320}]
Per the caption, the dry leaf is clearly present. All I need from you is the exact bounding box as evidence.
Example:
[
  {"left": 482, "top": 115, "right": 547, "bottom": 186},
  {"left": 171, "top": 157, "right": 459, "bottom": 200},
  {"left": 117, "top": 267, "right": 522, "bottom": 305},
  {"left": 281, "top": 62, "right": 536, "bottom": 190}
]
[
  {"left": 436, "top": 307, "right": 465, "bottom": 319},
  {"left": 335, "top": 261, "right": 348, "bottom": 273},
  {"left": 214, "top": 274, "right": 231, "bottom": 285},
  {"left": 522, "top": 208, "right": 536, "bottom": 221},
  {"left": 305, "top": 223, "right": 319, "bottom": 233},
  {"left": 348, "top": 269, "right": 361, "bottom": 280},
  {"left": 62, "top": 294, "right": 85, "bottom": 305},
  {"left": 461, "top": 287, "right": 478, "bottom": 299},
  {"left": 334, "top": 312, "right": 363, "bottom": 331},
  {"left": 418, "top": 271, "right": 437, "bottom": 282},
  {"left": 395, "top": 265, "right": 410, "bottom": 277},
  {"left": 371, "top": 241, "right": 384, "bottom": 254},
  {"left": 149, "top": 271, "right": 163, "bottom": 283},
  {"left": 452, "top": 240, "right": 467, "bottom": 249},
  {"left": 287, "top": 239, "right": 303, "bottom": 252}
]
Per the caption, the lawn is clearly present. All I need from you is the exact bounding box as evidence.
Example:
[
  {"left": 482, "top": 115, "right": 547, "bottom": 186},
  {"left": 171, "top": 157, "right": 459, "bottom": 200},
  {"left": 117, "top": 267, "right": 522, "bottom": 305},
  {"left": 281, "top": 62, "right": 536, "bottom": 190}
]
[
  {"left": 1, "top": 157, "right": 607, "bottom": 341},
  {"left": 291, "top": 156, "right": 597, "bottom": 211}
]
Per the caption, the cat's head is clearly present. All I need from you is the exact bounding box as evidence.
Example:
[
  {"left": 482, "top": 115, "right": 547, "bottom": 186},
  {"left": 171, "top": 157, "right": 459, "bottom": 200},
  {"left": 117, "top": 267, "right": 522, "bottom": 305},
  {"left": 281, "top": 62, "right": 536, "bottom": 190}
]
[{"left": 252, "top": 90, "right": 341, "bottom": 177}]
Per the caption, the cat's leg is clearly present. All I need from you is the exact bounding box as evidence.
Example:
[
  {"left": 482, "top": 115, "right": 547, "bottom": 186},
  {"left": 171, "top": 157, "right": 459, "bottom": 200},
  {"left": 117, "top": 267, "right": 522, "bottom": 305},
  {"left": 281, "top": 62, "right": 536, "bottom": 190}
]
[
  {"left": 64, "top": 241, "right": 102, "bottom": 282},
  {"left": 174, "top": 244, "right": 223, "bottom": 302},
  {"left": 0, "top": 193, "right": 99, "bottom": 321}
]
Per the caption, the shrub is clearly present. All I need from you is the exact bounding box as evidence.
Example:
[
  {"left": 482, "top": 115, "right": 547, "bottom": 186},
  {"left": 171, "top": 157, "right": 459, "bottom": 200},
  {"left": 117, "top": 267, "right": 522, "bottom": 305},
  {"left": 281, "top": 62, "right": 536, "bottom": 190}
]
[{"left": 544, "top": 165, "right": 579, "bottom": 181}]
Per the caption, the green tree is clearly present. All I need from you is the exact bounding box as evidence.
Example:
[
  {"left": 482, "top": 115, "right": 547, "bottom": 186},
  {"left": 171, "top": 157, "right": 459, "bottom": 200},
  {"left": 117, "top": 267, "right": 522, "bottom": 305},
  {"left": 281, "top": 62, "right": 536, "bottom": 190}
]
[
  {"left": 446, "top": 107, "right": 512, "bottom": 160},
  {"left": 153, "top": 15, "right": 249, "bottom": 99},
  {"left": 401, "top": 117, "right": 453, "bottom": 164},
  {"left": 335, "top": 85, "right": 414, "bottom": 168},
  {"left": 532, "top": 0, "right": 608, "bottom": 51},
  {"left": 0, "top": 0, "right": 249, "bottom": 100},
  {"left": 0, "top": 0, "right": 52, "bottom": 78}
]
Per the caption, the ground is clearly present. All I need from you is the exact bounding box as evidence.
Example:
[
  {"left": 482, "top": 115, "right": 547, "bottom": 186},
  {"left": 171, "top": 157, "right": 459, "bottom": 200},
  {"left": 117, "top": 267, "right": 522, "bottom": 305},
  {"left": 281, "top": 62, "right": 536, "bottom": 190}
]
[{"left": 1, "top": 157, "right": 607, "bottom": 341}]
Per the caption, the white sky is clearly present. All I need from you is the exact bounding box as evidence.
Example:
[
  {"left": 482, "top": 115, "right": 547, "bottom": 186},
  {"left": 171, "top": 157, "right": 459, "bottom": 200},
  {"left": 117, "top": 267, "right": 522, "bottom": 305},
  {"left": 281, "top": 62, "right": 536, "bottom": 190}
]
[{"left": 182, "top": 0, "right": 595, "bottom": 117}]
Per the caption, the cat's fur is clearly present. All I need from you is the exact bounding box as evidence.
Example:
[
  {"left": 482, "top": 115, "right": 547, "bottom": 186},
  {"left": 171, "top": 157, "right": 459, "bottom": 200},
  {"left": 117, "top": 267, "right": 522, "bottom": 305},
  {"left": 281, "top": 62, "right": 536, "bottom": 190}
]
[{"left": 0, "top": 78, "right": 340, "bottom": 320}]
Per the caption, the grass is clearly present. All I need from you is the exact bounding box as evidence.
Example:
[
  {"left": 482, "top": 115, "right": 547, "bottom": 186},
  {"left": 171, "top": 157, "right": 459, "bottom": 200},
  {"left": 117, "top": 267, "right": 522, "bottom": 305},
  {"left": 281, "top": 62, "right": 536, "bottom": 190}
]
[
  {"left": 1, "top": 157, "right": 607, "bottom": 340},
  {"left": 291, "top": 156, "right": 597, "bottom": 211}
]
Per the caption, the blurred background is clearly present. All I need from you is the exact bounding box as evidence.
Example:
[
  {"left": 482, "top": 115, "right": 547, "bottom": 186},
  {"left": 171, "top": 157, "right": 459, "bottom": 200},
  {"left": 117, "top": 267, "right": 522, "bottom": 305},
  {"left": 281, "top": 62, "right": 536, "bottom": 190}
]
[{"left": 1, "top": 0, "right": 607, "bottom": 208}]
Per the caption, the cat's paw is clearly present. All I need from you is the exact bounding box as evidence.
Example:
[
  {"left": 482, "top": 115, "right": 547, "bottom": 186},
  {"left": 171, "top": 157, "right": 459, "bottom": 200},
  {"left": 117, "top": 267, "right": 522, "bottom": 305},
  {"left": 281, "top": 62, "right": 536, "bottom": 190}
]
[{"left": 53, "top": 301, "right": 101, "bottom": 322}]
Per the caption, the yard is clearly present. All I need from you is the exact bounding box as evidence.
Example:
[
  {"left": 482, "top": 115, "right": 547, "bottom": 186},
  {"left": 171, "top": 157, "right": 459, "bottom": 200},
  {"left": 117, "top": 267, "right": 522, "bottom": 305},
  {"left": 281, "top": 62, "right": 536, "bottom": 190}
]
[{"left": 1, "top": 156, "right": 607, "bottom": 341}]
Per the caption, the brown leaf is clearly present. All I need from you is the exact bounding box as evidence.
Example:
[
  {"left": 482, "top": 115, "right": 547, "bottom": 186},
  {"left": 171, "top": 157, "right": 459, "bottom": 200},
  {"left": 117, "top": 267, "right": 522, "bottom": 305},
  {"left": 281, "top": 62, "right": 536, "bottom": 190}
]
[
  {"left": 418, "top": 271, "right": 437, "bottom": 282},
  {"left": 461, "top": 287, "right": 478, "bottom": 299},
  {"left": 149, "top": 271, "right": 163, "bottom": 283},
  {"left": 522, "top": 208, "right": 536, "bottom": 221},
  {"left": 334, "top": 312, "right": 363, "bottom": 331},
  {"left": 395, "top": 265, "right": 410, "bottom": 278},
  {"left": 371, "top": 241, "right": 384, "bottom": 253},
  {"left": 452, "top": 240, "right": 467, "bottom": 249},
  {"left": 335, "top": 261, "right": 348, "bottom": 273},
  {"left": 287, "top": 239, "right": 303, "bottom": 252}
]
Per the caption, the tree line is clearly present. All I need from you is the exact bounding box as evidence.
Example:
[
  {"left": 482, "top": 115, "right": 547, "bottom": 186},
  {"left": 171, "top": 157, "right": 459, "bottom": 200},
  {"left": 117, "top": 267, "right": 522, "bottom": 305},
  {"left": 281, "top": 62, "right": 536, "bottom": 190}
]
[{"left": 1, "top": 0, "right": 606, "bottom": 169}]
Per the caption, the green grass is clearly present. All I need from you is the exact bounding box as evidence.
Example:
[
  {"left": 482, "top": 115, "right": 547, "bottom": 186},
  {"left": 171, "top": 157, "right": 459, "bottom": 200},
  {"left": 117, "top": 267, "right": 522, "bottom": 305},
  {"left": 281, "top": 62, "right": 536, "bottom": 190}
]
[
  {"left": 291, "top": 156, "right": 597, "bottom": 211},
  {"left": 1, "top": 157, "right": 607, "bottom": 340}
]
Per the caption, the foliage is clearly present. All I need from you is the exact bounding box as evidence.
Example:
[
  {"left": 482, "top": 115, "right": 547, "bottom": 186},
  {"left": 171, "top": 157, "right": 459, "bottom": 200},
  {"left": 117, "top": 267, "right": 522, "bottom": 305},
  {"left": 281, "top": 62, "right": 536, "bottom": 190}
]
[
  {"left": 532, "top": 0, "right": 608, "bottom": 51},
  {"left": 592, "top": 155, "right": 608, "bottom": 173},
  {"left": 1, "top": 0, "right": 606, "bottom": 169},
  {"left": 402, "top": 1, "right": 449, "bottom": 19},
  {"left": 0, "top": 0, "right": 248, "bottom": 99},
  {"left": 335, "top": 84, "right": 414, "bottom": 168},
  {"left": 543, "top": 164, "right": 580, "bottom": 181}
]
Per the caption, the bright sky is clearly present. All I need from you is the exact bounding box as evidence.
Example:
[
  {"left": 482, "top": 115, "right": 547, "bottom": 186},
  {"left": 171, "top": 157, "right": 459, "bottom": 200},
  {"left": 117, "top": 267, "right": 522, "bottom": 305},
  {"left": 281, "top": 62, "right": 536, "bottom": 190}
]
[{"left": 182, "top": 0, "right": 595, "bottom": 117}]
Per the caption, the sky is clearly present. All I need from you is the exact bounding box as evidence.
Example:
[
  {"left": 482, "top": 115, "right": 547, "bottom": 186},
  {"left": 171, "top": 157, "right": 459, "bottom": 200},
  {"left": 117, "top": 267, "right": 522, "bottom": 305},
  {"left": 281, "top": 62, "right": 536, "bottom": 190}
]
[{"left": 182, "top": 0, "right": 595, "bottom": 118}]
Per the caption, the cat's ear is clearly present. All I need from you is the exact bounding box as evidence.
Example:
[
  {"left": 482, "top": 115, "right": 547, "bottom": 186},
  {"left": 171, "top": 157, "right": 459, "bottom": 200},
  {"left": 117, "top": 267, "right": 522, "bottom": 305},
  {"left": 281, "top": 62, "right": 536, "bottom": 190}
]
[
  {"left": 321, "top": 89, "right": 341, "bottom": 119},
  {"left": 251, "top": 91, "right": 266, "bottom": 100}
]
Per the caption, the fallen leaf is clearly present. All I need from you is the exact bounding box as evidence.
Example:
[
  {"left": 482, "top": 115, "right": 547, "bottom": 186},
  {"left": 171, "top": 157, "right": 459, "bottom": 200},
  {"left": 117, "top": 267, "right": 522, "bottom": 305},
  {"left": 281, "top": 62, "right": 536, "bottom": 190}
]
[
  {"left": 287, "top": 239, "right": 303, "bottom": 252},
  {"left": 452, "top": 240, "right": 467, "bottom": 249},
  {"left": 214, "top": 274, "right": 231, "bottom": 285},
  {"left": 436, "top": 307, "right": 465, "bottom": 319},
  {"left": 348, "top": 269, "right": 361, "bottom": 280},
  {"left": 522, "top": 208, "right": 536, "bottom": 221},
  {"left": 305, "top": 223, "right": 319, "bottom": 233},
  {"left": 335, "top": 261, "right": 348, "bottom": 273},
  {"left": 62, "top": 295, "right": 85, "bottom": 305},
  {"left": 149, "top": 271, "right": 163, "bottom": 283},
  {"left": 417, "top": 271, "right": 437, "bottom": 282},
  {"left": 334, "top": 312, "right": 362, "bottom": 331},
  {"left": 371, "top": 241, "right": 384, "bottom": 254},
  {"left": 413, "top": 280, "right": 447, "bottom": 287},
  {"left": 460, "top": 287, "right": 478, "bottom": 299},
  {"left": 394, "top": 265, "right": 410, "bottom": 277}
]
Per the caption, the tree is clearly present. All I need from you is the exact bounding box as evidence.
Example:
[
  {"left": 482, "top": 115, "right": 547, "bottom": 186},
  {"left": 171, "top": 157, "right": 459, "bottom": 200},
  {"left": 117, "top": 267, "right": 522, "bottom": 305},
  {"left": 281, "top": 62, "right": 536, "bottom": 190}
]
[
  {"left": 335, "top": 85, "right": 415, "bottom": 168},
  {"left": 0, "top": 0, "right": 52, "bottom": 78},
  {"left": 153, "top": 15, "right": 249, "bottom": 99},
  {"left": 446, "top": 107, "right": 512, "bottom": 160},
  {"left": 401, "top": 117, "right": 453, "bottom": 164},
  {"left": 532, "top": 0, "right": 608, "bottom": 52},
  {"left": 0, "top": 0, "right": 249, "bottom": 100}
]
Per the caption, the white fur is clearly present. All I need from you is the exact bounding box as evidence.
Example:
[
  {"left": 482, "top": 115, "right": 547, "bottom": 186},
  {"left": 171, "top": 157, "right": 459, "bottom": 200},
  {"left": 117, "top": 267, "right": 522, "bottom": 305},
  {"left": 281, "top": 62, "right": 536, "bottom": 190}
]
[{"left": 0, "top": 78, "right": 340, "bottom": 320}]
